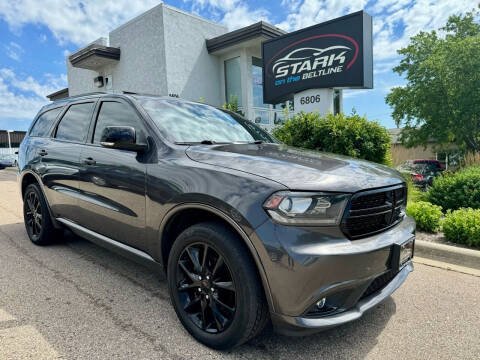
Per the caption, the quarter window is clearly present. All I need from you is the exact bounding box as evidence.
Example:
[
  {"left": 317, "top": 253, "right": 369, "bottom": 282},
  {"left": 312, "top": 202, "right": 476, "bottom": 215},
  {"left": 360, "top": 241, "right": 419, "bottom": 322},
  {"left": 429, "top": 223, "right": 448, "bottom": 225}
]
[
  {"left": 93, "top": 101, "right": 144, "bottom": 144},
  {"left": 55, "top": 103, "right": 94, "bottom": 142},
  {"left": 30, "top": 108, "right": 63, "bottom": 137}
]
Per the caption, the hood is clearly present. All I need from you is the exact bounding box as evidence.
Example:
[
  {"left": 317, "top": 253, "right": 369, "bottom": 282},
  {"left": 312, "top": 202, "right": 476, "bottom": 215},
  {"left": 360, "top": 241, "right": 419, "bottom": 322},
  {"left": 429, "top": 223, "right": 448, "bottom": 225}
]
[{"left": 186, "top": 143, "right": 405, "bottom": 193}]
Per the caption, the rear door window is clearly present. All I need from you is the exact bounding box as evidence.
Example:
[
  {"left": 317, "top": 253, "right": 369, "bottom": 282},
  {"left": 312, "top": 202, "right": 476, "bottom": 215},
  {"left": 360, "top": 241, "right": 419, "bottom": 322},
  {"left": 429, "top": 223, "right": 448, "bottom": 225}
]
[
  {"left": 30, "top": 107, "right": 63, "bottom": 137},
  {"left": 55, "top": 102, "right": 94, "bottom": 142}
]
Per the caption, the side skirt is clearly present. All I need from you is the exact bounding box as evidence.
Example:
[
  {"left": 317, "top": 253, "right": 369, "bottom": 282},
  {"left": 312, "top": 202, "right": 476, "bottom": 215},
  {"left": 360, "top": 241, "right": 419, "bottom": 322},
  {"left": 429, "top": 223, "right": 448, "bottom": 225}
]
[{"left": 56, "top": 218, "right": 162, "bottom": 273}]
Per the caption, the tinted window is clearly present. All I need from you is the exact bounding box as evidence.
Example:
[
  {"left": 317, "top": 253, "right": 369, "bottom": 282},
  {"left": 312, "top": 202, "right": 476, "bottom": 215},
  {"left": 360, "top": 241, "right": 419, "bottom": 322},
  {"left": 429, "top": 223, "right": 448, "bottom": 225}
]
[
  {"left": 30, "top": 108, "right": 62, "bottom": 137},
  {"left": 93, "top": 101, "right": 143, "bottom": 144},
  {"left": 55, "top": 103, "right": 94, "bottom": 142},
  {"left": 138, "top": 98, "right": 277, "bottom": 143}
]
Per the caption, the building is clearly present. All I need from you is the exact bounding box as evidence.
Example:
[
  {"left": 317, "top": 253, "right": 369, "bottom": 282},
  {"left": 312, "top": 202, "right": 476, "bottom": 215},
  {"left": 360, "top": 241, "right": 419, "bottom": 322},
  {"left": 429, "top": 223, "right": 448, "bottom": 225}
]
[
  {"left": 388, "top": 128, "right": 459, "bottom": 168},
  {"left": 0, "top": 130, "right": 26, "bottom": 155},
  {"left": 47, "top": 3, "right": 343, "bottom": 131}
]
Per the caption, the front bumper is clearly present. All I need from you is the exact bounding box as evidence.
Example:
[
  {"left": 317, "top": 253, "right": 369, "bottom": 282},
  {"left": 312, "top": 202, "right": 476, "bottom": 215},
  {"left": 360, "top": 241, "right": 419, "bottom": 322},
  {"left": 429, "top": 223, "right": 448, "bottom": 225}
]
[
  {"left": 252, "top": 215, "right": 415, "bottom": 334},
  {"left": 271, "top": 262, "right": 413, "bottom": 336}
]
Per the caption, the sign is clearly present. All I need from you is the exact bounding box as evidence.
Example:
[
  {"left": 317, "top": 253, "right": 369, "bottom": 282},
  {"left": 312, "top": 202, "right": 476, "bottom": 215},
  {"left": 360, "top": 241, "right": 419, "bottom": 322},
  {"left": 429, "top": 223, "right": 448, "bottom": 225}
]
[
  {"left": 262, "top": 11, "right": 373, "bottom": 104},
  {"left": 293, "top": 89, "right": 333, "bottom": 114}
]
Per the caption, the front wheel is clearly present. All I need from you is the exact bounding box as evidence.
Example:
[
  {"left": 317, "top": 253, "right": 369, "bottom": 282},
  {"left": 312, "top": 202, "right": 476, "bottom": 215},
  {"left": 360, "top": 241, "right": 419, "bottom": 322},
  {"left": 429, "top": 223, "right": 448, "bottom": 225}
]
[{"left": 167, "top": 222, "right": 269, "bottom": 349}]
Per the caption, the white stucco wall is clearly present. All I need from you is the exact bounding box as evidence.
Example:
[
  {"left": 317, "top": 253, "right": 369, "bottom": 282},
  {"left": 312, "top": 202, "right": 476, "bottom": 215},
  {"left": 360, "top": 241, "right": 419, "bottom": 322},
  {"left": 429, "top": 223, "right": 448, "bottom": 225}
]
[
  {"left": 67, "top": 38, "right": 108, "bottom": 96},
  {"left": 162, "top": 5, "right": 227, "bottom": 106},
  {"left": 65, "top": 4, "right": 227, "bottom": 103},
  {"left": 108, "top": 4, "right": 168, "bottom": 95}
]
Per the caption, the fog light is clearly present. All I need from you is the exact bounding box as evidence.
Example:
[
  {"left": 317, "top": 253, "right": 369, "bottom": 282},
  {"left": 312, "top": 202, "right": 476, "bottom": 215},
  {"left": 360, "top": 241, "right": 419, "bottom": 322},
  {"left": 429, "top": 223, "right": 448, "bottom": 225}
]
[{"left": 316, "top": 298, "right": 326, "bottom": 309}]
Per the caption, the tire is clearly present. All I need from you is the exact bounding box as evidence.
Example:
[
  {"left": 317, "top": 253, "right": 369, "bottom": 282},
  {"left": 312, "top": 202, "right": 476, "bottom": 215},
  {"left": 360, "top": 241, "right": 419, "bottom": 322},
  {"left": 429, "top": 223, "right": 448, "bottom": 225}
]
[
  {"left": 23, "top": 183, "right": 61, "bottom": 245},
  {"left": 167, "top": 221, "right": 269, "bottom": 349}
]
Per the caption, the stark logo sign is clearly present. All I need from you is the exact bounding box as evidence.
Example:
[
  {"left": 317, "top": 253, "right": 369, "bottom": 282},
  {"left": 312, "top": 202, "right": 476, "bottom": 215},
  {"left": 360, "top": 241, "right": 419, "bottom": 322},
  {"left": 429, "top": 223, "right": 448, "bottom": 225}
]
[{"left": 266, "top": 34, "right": 359, "bottom": 81}]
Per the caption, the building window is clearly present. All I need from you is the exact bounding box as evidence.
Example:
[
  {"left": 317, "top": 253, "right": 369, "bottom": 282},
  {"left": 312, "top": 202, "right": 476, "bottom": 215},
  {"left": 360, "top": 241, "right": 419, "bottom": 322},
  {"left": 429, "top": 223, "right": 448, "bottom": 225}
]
[
  {"left": 252, "top": 57, "right": 293, "bottom": 129},
  {"left": 333, "top": 89, "right": 340, "bottom": 115},
  {"left": 252, "top": 57, "right": 269, "bottom": 109},
  {"left": 225, "top": 57, "right": 242, "bottom": 106}
]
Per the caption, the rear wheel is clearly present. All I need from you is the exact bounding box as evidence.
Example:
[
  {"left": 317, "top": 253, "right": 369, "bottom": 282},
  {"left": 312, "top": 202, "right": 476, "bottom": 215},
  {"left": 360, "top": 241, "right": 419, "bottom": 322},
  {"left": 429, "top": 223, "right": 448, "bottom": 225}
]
[
  {"left": 23, "top": 183, "right": 61, "bottom": 245},
  {"left": 167, "top": 222, "right": 269, "bottom": 349}
]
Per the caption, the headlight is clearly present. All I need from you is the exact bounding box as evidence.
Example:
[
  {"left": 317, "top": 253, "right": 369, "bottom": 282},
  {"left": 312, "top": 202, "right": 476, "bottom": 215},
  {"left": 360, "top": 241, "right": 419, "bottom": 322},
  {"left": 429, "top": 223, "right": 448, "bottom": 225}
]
[{"left": 263, "top": 192, "right": 350, "bottom": 226}]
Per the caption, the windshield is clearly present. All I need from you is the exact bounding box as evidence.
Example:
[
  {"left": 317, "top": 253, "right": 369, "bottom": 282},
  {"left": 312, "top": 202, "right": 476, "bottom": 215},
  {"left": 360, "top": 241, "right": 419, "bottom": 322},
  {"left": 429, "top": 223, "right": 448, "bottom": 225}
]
[{"left": 137, "top": 97, "right": 277, "bottom": 144}]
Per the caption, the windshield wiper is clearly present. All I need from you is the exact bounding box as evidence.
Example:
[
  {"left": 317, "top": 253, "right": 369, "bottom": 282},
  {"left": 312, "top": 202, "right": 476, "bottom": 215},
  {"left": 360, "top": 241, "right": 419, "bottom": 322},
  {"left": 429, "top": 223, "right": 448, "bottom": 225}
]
[{"left": 174, "top": 140, "right": 218, "bottom": 145}]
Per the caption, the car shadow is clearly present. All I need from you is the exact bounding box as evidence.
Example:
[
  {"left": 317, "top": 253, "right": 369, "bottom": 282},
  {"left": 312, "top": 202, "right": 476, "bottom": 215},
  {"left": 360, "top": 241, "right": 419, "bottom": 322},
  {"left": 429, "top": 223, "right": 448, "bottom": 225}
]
[{"left": 0, "top": 222, "right": 396, "bottom": 359}]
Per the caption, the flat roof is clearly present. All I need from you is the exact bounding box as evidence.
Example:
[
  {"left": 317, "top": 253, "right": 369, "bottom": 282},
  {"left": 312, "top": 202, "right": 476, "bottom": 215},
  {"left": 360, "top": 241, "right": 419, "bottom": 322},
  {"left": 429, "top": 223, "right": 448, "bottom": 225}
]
[
  {"left": 46, "top": 87, "right": 69, "bottom": 101},
  {"left": 206, "top": 21, "right": 286, "bottom": 53},
  {"left": 69, "top": 44, "right": 120, "bottom": 70}
]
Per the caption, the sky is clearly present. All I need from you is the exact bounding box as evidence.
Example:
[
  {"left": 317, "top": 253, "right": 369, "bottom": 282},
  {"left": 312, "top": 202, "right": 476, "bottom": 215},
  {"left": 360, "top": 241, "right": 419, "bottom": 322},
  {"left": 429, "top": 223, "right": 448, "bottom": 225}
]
[{"left": 0, "top": 0, "right": 475, "bottom": 131}]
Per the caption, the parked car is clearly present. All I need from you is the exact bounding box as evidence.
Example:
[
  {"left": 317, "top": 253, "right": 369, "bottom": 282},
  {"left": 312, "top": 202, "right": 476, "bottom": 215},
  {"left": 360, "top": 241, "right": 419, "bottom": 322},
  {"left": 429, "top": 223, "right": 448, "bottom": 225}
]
[
  {"left": 0, "top": 154, "right": 18, "bottom": 168},
  {"left": 412, "top": 159, "right": 443, "bottom": 171},
  {"left": 18, "top": 94, "right": 415, "bottom": 349},
  {"left": 397, "top": 160, "right": 443, "bottom": 189}
]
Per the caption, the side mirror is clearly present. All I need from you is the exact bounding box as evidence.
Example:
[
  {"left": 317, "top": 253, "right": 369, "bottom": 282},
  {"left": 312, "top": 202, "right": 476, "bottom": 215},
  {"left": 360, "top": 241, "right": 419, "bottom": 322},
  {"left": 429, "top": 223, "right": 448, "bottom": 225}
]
[{"left": 100, "top": 126, "right": 147, "bottom": 152}]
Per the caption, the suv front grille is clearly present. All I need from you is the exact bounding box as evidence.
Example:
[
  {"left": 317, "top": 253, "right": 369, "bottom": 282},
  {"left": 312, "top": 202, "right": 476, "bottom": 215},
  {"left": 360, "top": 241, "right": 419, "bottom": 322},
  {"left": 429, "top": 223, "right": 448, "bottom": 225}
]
[{"left": 341, "top": 185, "right": 406, "bottom": 239}]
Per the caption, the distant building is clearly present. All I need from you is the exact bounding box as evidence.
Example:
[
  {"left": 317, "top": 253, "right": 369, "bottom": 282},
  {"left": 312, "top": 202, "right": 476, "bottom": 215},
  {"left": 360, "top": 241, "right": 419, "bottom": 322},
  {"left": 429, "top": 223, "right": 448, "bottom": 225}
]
[
  {"left": 0, "top": 130, "right": 26, "bottom": 155},
  {"left": 388, "top": 128, "right": 459, "bottom": 168}
]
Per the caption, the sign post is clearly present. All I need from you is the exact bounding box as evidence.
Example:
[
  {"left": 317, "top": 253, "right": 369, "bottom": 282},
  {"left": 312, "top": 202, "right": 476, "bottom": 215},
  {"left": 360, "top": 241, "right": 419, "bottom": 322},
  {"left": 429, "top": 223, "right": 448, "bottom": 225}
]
[{"left": 262, "top": 11, "right": 373, "bottom": 115}]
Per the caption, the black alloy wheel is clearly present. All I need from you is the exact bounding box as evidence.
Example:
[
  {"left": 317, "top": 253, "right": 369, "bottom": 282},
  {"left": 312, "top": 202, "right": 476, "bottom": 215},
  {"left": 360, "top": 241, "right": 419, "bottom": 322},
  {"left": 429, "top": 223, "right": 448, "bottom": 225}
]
[
  {"left": 176, "top": 242, "right": 236, "bottom": 333},
  {"left": 167, "top": 222, "right": 269, "bottom": 349},
  {"left": 25, "top": 189, "right": 43, "bottom": 241},
  {"left": 23, "top": 183, "right": 61, "bottom": 245}
]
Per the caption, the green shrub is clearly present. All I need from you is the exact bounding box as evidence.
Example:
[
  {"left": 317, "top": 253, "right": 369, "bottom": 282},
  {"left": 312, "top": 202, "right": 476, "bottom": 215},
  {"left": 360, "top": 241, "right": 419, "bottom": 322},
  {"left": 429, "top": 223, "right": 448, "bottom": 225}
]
[
  {"left": 405, "top": 175, "right": 424, "bottom": 203},
  {"left": 222, "top": 95, "right": 244, "bottom": 116},
  {"left": 272, "top": 111, "right": 391, "bottom": 164},
  {"left": 443, "top": 208, "right": 480, "bottom": 247},
  {"left": 406, "top": 201, "right": 443, "bottom": 232},
  {"left": 426, "top": 166, "right": 480, "bottom": 210}
]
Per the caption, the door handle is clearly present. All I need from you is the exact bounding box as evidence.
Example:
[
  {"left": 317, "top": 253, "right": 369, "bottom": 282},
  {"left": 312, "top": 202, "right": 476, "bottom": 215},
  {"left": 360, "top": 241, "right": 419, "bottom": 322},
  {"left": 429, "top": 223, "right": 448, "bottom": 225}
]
[
  {"left": 83, "top": 157, "right": 96, "bottom": 166},
  {"left": 38, "top": 149, "right": 48, "bottom": 156}
]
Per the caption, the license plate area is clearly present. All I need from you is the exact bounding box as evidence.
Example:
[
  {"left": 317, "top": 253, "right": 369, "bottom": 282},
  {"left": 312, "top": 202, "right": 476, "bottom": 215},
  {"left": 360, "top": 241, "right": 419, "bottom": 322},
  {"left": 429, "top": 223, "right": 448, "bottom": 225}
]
[{"left": 391, "top": 237, "right": 415, "bottom": 272}]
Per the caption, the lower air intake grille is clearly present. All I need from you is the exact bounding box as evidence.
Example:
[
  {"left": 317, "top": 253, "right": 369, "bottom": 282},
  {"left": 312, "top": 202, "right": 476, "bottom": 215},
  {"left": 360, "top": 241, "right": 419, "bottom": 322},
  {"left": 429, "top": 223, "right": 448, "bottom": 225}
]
[{"left": 360, "top": 270, "right": 398, "bottom": 300}]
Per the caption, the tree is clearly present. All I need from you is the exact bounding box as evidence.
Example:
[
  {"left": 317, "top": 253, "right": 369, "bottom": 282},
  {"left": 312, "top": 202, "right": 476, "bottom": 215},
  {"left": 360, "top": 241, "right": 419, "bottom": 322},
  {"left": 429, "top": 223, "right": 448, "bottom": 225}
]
[
  {"left": 386, "top": 10, "right": 480, "bottom": 152},
  {"left": 272, "top": 111, "right": 392, "bottom": 164}
]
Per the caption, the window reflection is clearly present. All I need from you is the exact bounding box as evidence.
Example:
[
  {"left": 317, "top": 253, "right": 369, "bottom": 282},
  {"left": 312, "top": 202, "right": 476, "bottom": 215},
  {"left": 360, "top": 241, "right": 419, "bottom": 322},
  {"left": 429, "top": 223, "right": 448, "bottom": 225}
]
[
  {"left": 225, "top": 57, "right": 242, "bottom": 106},
  {"left": 138, "top": 98, "right": 276, "bottom": 143}
]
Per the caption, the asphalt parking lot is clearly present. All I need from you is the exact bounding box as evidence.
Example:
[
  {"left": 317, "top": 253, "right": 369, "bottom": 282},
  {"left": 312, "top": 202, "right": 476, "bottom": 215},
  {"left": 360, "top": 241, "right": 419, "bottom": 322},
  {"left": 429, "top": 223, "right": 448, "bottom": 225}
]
[{"left": 1, "top": 166, "right": 479, "bottom": 359}]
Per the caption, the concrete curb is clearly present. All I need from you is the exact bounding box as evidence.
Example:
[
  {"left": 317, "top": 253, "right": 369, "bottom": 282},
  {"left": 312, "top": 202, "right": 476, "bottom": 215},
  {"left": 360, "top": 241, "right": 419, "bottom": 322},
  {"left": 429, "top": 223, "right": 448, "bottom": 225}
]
[{"left": 415, "top": 240, "right": 480, "bottom": 270}]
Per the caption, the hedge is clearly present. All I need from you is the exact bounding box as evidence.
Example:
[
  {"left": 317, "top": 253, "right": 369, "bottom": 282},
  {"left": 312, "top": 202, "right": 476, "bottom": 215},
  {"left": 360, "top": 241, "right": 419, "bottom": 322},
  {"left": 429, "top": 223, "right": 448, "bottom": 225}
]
[
  {"left": 406, "top": 201, "right": 443, "bottom": 232},
  {"left": 426, "top": 166, "right": 480, "bottom": 210},
  {"left": 272, "top": 112, "right": 391, "bottom": 164},
  {"left": 443, "top": 208, "right": 480, "bottom": 247}
]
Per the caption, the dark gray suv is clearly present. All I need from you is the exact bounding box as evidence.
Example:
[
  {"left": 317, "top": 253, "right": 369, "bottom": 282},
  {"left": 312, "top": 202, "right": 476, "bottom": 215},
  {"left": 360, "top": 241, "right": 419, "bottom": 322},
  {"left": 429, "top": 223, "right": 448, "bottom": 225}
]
[{"left": 18, "top": 93, "right": 415, "bottom": 349}]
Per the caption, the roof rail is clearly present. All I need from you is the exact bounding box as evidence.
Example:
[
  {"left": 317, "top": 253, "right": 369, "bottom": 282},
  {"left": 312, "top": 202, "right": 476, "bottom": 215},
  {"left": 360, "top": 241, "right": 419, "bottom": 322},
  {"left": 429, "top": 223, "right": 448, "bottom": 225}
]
[{"left": 67, "top": 91, "right": 107, "bottom": 99}]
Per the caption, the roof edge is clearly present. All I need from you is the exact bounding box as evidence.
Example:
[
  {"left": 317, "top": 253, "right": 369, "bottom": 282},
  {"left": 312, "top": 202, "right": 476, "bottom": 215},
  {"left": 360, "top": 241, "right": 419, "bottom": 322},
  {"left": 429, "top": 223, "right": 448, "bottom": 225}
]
[
  {"left": 46, "top": 88, "right": 69, "bottom": 101},
  {"left": 206, "top": 21, "right": 287, "bottom": 53}
]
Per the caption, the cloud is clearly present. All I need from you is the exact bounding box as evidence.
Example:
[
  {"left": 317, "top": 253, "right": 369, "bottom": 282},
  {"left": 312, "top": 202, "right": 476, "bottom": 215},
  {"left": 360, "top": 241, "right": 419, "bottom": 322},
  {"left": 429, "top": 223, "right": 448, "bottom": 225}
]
[
  {"left": 275, "top": 0, "right": 474, "bottom": 64},
  {"left": 5, "top": 42, "right": 23, "bottom": 61},
  {"left": 0, "top": 0, "right": 161, "bottom": 46},
  {"left": 221, "top": 5, "right": 270, "bottom": 29},
  {"left": 0, "top": 69, "right": 67, "bottom": 120},
  {"left": 187, "top": 0, "right": 271, "bottom": 29},
  {"left": 276, "top": 0, "right": 368, "bottom": 33}
]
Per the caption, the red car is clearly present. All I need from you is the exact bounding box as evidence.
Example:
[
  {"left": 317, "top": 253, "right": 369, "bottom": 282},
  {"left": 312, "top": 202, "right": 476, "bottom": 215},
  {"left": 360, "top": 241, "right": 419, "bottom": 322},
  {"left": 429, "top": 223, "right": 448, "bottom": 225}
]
[{"left": 397, "top": 160, "right": 444, "bottom": 189}]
